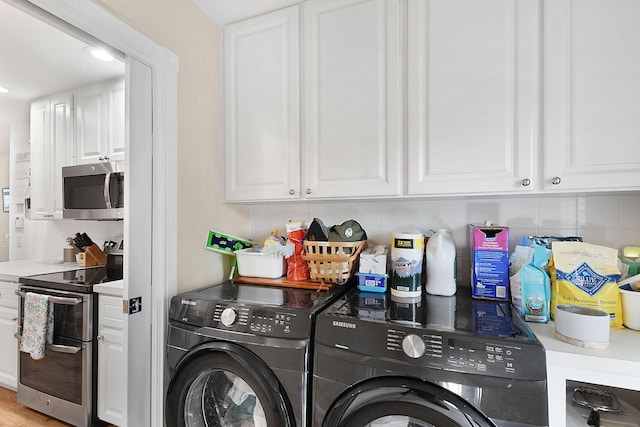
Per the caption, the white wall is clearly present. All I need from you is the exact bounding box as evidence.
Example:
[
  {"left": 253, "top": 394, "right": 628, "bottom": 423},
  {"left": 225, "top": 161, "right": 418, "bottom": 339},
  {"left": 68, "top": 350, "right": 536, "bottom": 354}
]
[
  {"left": 95, "top": 0, "right": 251, "bottom": 293},
  {"left": 250, "top": 193, "right": 640, "bottom": 286}
]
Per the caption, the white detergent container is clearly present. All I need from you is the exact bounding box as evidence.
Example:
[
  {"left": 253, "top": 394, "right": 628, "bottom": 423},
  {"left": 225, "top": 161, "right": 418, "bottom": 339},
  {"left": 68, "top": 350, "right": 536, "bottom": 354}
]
[{"left": 426, "top": 229, "right": 457, "bottom": 296}]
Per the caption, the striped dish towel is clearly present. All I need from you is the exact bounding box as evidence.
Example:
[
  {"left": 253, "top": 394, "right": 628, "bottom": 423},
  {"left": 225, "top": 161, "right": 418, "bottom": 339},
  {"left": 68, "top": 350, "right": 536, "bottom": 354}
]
[{"left": 20, "top": 292, "right": 54, "bottom": 360}]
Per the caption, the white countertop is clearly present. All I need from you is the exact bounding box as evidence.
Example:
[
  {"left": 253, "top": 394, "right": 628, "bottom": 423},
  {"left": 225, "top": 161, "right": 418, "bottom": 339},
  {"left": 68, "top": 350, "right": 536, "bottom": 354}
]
[
  {"left": 528, "top": 321, "right": 640, "bottom": 426},
  {"left": 0, "top": 259, "right": 85, "bottom": 282}
]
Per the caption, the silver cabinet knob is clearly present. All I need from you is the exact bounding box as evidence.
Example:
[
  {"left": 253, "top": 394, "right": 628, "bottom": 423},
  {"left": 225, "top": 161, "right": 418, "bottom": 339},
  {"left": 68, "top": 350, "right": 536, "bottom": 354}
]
[
  {"left": 96, "top": 335, "right": 103, "bottom": 341},
  {"left": 289, "top": 189, "right": 295, "bottom": 195},
  {"left": 305, "top": 188, "right": 312, "bottom": 195},
  {"left": 12, "top": 317, "right": 17, "bottom": 322},
  {"left": 402, "top": 334, "right": 425, "bottom": 359},
  {"left": 551, "top": 176, "right": 562, "bottom": 185},
  {"left": 521, "top": 178, "right": 531, "bottom": 187}
]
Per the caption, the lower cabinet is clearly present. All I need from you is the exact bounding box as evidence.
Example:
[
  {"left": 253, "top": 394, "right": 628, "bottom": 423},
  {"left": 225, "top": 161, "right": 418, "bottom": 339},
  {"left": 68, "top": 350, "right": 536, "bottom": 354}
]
[
  {"left": 97, "top": 294, "right": 125, "bottom": 425},
  {"left": 0, "top": 281, "right": 18, "bottom": 390}
]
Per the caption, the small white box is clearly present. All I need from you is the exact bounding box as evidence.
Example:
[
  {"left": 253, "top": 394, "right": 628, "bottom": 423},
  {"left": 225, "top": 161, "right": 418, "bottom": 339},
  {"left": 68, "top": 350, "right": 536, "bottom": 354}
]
[
  {"left": 235, "top": 248, "right": 286, "bottom": 279},
  {"left": 359, "top": 246, "right": 388, "bottom": 275}
]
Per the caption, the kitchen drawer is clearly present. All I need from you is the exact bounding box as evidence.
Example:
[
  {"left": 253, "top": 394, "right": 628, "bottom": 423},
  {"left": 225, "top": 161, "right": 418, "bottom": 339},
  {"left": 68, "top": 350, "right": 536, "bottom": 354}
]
[{"left": 0, "top": 281, "right": 18, "bottom": 309}]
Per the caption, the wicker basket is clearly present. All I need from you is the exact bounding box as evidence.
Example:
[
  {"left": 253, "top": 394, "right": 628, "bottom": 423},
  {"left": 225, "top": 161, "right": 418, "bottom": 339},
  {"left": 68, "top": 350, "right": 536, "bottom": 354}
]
[{"left": 302, "top": 240, "right": 367, "bottom": 284}]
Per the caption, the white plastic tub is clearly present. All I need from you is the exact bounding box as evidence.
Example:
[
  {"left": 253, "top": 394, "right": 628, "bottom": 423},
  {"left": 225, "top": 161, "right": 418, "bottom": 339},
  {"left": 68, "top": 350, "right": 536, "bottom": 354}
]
[{"left": 235, "top": 248, "right": 286, "bottom": 279}]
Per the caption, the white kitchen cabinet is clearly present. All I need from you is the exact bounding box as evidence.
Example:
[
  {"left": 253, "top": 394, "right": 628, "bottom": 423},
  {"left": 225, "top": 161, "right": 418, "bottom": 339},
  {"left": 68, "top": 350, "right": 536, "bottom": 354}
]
[
  {"left": 406, "top": 0, "right": 540, "bottom": 195},
  {"left": 29, "top": 92, "right": 74, "bottom": 220},
  {"left": 0, "top": 281, "right": 18, "bottom": 390},
  {"left": 97, "top": 294, "right": 125, "bottom": 425},
  {"left": 223, "top": 6, "right": 300, "bottom": 201},
  {"left": 224, "top": 0, "right": 401, "bottom": 201},
  {"left": 76, "top": 78, "right": 125, "bottom": 166},
  {"left": 302, "top": 0, "right": 401, "bottom": 198},
  {"left": 543, "top": 0, "right": 640, "bottom": 192}
]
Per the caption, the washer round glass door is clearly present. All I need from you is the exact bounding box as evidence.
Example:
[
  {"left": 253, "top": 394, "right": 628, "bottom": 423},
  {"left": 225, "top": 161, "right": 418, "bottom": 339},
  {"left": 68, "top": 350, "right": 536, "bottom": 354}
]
[{"left": 166, "top": 348, "right": 293, "bottom": 427}]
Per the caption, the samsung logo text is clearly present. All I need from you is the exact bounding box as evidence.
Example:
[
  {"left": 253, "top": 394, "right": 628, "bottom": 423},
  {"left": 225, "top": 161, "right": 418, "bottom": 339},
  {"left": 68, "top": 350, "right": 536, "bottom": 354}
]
[{"left": 332, "top": 320, "right": 356, "bottom": 329}]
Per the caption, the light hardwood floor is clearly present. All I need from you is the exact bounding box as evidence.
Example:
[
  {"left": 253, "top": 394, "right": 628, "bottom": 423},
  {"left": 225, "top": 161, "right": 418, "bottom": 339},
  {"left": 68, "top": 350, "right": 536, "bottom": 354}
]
[{"left": 0, "top": 386, "right": 73, "bottom": 427}]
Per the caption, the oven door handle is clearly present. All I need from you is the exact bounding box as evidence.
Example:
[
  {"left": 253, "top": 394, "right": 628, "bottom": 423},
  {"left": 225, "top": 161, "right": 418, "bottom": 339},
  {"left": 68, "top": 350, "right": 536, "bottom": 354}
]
[
  {"left": 47, "top": 343, "right": 83, "bottom": 354},
  {"left": 13, "top": 334, "right": 83, "bottom": 354},
  {"left": 15, "top": 290, "right": 82, "bottom": 306}
]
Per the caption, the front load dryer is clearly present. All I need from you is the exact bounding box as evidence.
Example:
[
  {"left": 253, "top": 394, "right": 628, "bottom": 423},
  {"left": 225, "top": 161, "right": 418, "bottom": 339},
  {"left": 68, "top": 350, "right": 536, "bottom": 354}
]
[
  {"left": 165, "top": 280, "right": 349, "bottom": 427},
  {"left": 312, "top": 289, "right": 549, "bottom": 427}
]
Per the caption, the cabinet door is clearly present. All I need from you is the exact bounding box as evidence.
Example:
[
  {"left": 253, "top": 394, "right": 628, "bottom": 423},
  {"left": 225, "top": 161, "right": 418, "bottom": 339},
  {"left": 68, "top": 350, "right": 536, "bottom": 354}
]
[
  {"left": 544, "top": 0, "right": 640, "bottom": 191},
  {"left": 50, "top": 93, "right": 74, "bottom": 218},
  {"left": 0, "top": 281, "right": 18, "bottom": 390},
  {"left": 303, "top": 0, "right": 401, "bottom": 198},
  {"left": 97, "top": 295, "right": 125, "bottom": 425},
  {"left": 29, "top": 99, "right": 52, "bottom": 220},
  {"left": 224, "top": 6, "right": 300, "bottom": 201},
  {"left": 407, "top": 0, "right": 539, "bottom": 195},
  {"left": 76, "top": 82, "right": 106, "bottom": 165},
  {"left": 106, "top": 79, "right": 125, "bottom": 163}
]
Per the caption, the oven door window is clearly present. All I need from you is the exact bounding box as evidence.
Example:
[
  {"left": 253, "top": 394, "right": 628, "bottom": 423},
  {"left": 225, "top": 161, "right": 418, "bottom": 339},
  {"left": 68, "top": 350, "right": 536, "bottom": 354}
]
[{"left": 20, "top": 335, "right": 86, "bottom": 404}]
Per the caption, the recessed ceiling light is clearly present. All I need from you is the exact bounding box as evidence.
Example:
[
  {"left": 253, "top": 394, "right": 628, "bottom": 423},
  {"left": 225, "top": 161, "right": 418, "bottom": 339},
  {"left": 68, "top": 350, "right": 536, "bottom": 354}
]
[
  {"left": 0, "top": 86, "right": 8, "bottom": 94},
  {"left": 83, "top": 46, "right": 114, "bottom": 62}
]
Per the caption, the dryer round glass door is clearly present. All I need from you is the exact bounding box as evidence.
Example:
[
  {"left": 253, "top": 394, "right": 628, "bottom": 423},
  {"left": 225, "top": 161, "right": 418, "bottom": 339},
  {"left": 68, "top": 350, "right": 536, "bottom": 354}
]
[
  {"left": 324, "top": 378, "right": 495, "bottom": 427},
  {"left": 184, "top": 370, "right": 266, "bottom": 426},
  {"left": 166, "top": 350, "right": 293, "bottom": 427}
]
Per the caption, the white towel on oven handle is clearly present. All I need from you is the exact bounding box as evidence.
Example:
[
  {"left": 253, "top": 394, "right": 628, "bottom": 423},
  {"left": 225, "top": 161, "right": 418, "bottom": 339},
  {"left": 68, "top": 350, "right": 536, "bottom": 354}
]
[{"left": 20, "top": 292, "right": 54, "bottom": 360}]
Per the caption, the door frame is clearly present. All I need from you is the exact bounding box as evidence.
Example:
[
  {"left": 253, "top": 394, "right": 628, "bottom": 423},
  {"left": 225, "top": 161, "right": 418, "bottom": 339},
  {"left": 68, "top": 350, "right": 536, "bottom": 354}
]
[{"left": 4, "top": 0, "right": 179, "bottom": 425}]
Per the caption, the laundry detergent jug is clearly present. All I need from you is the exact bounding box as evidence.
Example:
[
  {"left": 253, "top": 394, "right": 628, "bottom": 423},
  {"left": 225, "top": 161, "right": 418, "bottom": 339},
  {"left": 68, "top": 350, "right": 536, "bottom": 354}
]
[{"left": 425, "top": 229, "right": 457, "bottom": 296}]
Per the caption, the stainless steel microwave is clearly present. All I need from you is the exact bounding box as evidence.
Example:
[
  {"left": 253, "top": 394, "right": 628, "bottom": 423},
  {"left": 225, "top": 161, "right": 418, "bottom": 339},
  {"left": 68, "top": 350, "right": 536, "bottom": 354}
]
[{"left": 62, "top": 162, "right": 124, "bottom": 220}]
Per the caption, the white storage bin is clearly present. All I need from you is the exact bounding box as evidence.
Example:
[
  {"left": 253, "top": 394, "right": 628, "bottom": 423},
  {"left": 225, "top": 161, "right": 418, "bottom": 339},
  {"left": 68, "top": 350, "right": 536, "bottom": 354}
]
[{"left": 235, "top": 248, "right": 286, "bottom": 279}]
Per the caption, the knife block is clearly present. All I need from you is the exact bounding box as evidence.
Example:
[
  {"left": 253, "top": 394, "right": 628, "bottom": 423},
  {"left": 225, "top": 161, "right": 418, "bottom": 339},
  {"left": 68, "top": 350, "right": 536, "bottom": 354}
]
[{"left": 76, "top": 244, "right": 108, "bottom": 266}]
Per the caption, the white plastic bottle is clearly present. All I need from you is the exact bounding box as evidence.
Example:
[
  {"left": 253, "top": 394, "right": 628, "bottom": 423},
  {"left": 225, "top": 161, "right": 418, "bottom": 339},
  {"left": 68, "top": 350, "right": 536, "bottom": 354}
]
[{"left": 425, "top": 229, "right": 457, "bottom": 296}]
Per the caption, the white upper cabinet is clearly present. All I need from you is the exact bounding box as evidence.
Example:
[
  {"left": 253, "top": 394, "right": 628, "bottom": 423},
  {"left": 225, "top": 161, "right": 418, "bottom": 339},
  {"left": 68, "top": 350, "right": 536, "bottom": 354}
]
[
  {"left": 302, "top": 0, "right": 401, "bottom": 198},
  {"left": 223, "top": 6, "right": 300, "bottom": 201},
  {"left": 76, "top": 78, "right": 125, "bottom": 165},
  {"left": 223, "top": 0, "right": 401, "bottom": 201},
  {"left": 30, "top": 92, "right": 74, "bottom": 220},
  {"left": 407, "top": 0, "right": 540, "bottom": 195},
  {"left": 543, "top": 0, "right": 640, "bottom": 192}
]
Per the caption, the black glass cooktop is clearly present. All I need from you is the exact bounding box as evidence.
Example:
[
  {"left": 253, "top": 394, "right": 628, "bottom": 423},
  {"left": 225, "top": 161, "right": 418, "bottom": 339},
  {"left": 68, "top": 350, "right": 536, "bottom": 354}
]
[{"left": 19, "top": 266, "right": 123, "bottom": 294}]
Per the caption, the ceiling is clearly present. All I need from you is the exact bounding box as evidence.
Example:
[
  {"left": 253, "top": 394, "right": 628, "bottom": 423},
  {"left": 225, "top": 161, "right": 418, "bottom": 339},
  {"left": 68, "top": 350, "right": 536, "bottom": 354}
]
[
  {"left": 192, "top": 0, "right": 299, "bottom": 26},
  {"left": 0, "top": 0, "right": 125, "bottom": 153}
]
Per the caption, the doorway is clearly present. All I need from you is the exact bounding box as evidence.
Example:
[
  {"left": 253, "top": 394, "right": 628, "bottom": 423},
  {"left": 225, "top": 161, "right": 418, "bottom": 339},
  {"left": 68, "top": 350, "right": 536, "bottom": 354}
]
[{"left": 2, "top": 0, "right": 178, "bottom": 426}]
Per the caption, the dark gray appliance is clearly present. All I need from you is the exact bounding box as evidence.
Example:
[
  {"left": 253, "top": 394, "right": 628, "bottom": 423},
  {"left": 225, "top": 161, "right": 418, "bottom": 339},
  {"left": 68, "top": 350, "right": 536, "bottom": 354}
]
[
  {"left": 16, "top": 265, "right": 123, "bottom": 427},
  {"left": 313, "top": 290, "right": 548, "bottom": 427},
  {"left": 165, "top": 280, "right": 351, "bottom": 427}
]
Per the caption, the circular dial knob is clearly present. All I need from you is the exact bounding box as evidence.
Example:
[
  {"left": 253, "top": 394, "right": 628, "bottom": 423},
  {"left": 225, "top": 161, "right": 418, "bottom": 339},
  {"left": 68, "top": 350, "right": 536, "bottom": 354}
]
[
  {"left": 402, "top": 334, "right": 425, "bottom": 359},
  {"left": 220, "top": 307, "right": 238, "bottom": 327}
]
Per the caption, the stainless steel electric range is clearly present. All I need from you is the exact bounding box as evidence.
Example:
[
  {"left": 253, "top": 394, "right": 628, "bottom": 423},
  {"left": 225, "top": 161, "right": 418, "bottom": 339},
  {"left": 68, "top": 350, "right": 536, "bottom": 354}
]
[{"left": 16, "top": 265, "right": 122, "bottom": 427}]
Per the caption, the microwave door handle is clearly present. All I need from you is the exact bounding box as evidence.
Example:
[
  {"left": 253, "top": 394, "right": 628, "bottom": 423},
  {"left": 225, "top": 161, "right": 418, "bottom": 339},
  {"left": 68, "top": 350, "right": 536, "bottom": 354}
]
[{"left": 104, "top": 172, "right": 113, "bottom": 209}]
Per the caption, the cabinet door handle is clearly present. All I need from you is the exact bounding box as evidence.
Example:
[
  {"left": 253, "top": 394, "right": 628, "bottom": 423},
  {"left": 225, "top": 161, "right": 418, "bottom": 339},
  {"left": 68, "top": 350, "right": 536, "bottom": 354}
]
[
  {"left": 12, "top": 317, "right": 17, "bottom": 322},
  {"left": 289, "top": 189, "right": 295, "bottom": 195},
  {"left": 521, "top": 178, "right": 531, "bottom": 187},
  {"left": 97, "top": 335, "right": 104, "bottom": 341},
  {"left": 305, "top": 188, "right": 312, "bottom": 195},
  {"left": 551, "top": 176, "right": 562, "bottom": 185}
]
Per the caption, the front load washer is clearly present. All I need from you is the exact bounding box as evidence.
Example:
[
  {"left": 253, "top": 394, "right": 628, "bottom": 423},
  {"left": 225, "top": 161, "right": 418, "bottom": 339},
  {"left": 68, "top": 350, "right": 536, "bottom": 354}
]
[
  {"left": 165, "top": 280, "right": 350, "bottom": 427},
  {"left": 313, "top": 289, "right": 548, "bottom": 427}
]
